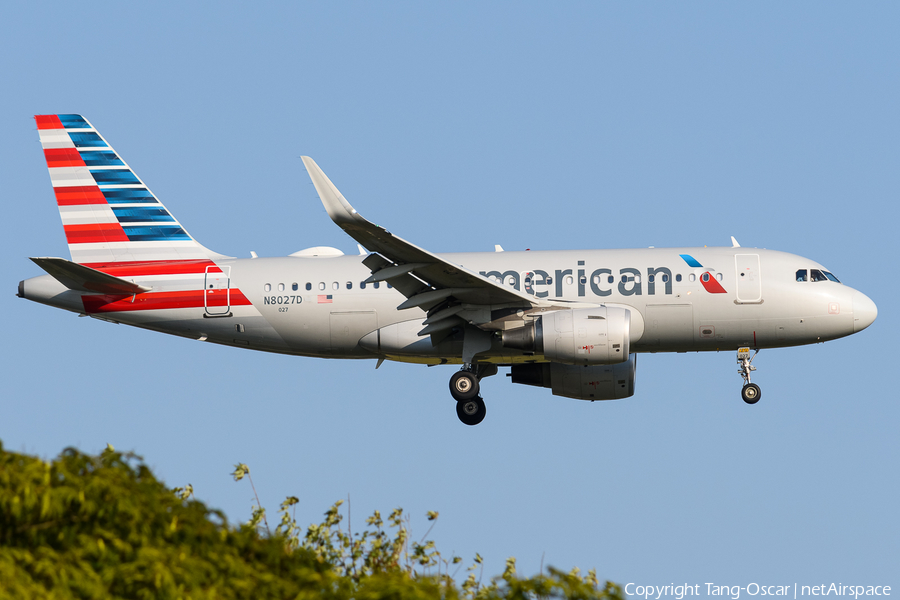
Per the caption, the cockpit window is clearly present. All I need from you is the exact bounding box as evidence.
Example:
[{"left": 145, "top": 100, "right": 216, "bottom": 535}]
[
  {"left": 796, "top": 269, "right": 807, "bottom": 282},
  {"left": 810, "top": 269, "right": 828, "bottom": 282},
  {"left": 823, "top": 271, "right": 841, "bottom": 283}
]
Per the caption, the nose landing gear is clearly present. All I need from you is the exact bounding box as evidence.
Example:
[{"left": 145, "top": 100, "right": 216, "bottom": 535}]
[
  {"left": 737, "top": 347, "right": 761, "bottom": 404},
  {"left": 450, "top": 363, "right": 497, "bottom": 425}
]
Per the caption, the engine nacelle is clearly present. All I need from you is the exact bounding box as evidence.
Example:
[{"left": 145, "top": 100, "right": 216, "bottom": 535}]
[
  {"left": 501, "top": 307, "right": 631, "bottom": 365},
  {"left": 509, "top": 356, "right": 637, "bottom": 401}
]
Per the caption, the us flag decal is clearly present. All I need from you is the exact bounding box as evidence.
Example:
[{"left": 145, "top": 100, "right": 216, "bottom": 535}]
[{"left": 318, "top": 295, "right": 333, "bottom": 304}]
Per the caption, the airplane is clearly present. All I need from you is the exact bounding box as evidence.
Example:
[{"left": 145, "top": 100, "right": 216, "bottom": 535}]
[{"left": 18, "top": 114, "right": 878, "bottom": 425}]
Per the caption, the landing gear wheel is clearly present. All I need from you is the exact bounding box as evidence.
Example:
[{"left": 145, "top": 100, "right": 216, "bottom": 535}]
[
  {"left": 741, "top": 383, "right": 761, "bottom": 404},
  {"left": 457, "top": 397, "right": 486, "bottom": 426},
  {"left": 450, "top": 371, "right": 479, "bottom": 401}
]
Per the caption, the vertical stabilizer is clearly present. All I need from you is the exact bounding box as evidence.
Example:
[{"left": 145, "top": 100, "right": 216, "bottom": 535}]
[{"left": 35, "top": 114, "right": 222, "bottom": 265}]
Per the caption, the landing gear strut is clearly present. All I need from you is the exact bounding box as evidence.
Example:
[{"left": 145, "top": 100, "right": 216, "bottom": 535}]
[
  {"left": 450, "top": 364, "right": 496, "bottom": 425},
  {"left": 737, "top": 347, "right": 761, "bottom": 404}
]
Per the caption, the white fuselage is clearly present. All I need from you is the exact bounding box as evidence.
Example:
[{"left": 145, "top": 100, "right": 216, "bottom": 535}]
[{"left": 20, "top": 245, "right": 873, "bottom": 365}]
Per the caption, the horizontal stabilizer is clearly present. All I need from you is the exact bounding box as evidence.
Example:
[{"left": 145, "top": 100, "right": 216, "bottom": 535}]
[{"left": 30, "top": 257, "right": 151, "bottom": 294}]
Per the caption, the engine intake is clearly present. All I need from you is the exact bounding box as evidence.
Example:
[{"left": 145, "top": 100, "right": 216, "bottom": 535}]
[{"left": 501, "top": 307, "right": 631, "bottom": 365}]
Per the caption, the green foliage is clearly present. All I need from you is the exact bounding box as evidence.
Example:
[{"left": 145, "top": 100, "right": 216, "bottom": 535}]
[
  {"left": 0, "top": 441, "right": 623, "bottom": 599},
  {"left": 238, "top": 469, "right": 624, "bottom": 600},
  {"left": 0, "top": 442, "right": 332, "bottom": 598}
]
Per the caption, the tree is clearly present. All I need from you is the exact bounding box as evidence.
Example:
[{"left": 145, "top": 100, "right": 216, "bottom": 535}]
[{"left": 0, "top": 441, "right": 623, "bottom": 599}]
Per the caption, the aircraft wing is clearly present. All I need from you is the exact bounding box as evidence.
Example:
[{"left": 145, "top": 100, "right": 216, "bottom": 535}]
[{"left": 302, "top": 157, "right": 546, "bottom": 317}]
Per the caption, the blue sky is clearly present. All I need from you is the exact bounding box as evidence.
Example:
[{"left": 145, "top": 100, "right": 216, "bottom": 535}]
[{"left": 2, "top": 1, "right": 897, "bottom": 590}]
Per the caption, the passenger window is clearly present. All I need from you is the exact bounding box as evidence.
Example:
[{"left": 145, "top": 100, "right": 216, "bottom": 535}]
[
  {"left": 387, "top": 283, "right": 392, "bottom": 289},
  {"left": 360, "top": 281, "right": 367, "bottom": 289},
  {"left": 621, "top": 275, "right": 627, "bottom": 283},
  {"left": 796, "top": 269, "right": 808, "bottom": 282},
  {"left": 306, "top": 282, "right": 312, "bottom": 291},
  {"left": 675, "top": 274, "right": 682, "bottom": 282},
  {"left": 565, "top": 275, "right": 574, "bottom": 285},
  {"left": 332, "top": 282, "right": 339, "bottom": 290},
  {"left": 278, "top": 283, "right": 285, "bottom": 292},
  {"left": 689, "top": 274, "right": 696, "bottom": 282},
  {"left": 593, "top": 275, "right": 600, "bottom": 284},
  {"left": 319, "top": 282, "right": 325, "bottom": 290},
  {"left": 810, "top": 269, "right": 828, "bottom": 282},
  {"left": 716, "top": 273, "right": 723, "bottom": 281},
  {"left": 608, "top": 275, "right": 614, "bottom": 284},
  {"left": 264, "top": 283, "right": 271, "bottom": 292},
  {"left": 662, "top": 274, "right": 670, "bottom": 283},
  {"left": 648, "top": 275, "right": 655, "bottom": 283},
  {"left": 292, "top": 283, "right": 298, "bottom": 291},
  {"left": 373, "top": 282, "right": 380, "bottom": 289},
  {"left": 346, "top": 281, "right": 352, "bottom": 289},
  {"left": 546, "top": 277, "right": 553, "bottom": 285},
  {"left": 579, "top": 276, "right": 587, "bottom": 285},
  {"left": 701, "top": 273, "right": 709, "bottom": 283}
]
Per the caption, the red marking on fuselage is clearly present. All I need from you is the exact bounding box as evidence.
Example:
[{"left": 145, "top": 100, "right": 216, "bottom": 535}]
[
  {"left": 82, "top": 289, "right": 251, "bottom": 313},
  {"left": 83, "top": 260, "right": 222, "bottom": 277},
  {"left": 700, "top": 272, "right": 728, "bottom": 294}
]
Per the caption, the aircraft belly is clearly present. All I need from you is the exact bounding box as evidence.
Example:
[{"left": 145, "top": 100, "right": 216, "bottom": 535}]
[
  {"left": 92, "top": 305, "right": 293, "bottom": 353},
  {"left": 639, "top": 304, "right": 694, "bottom": 351},
  {"left": 256, "top": 296, "right": 389, "bottom": 358},
  {"left": 329, "top": 310, "right": 378, "bottom": 356}
]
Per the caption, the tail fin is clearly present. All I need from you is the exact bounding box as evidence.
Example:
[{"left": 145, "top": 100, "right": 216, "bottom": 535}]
[{"left": 35, "top": 114, "right": 222, "bottom": 265}]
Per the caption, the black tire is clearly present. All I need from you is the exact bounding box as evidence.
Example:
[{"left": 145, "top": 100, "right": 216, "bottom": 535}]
[
  {"left": 456, "top": 397, "right": 486, "bottom": 426},
  {"left": 741, "top": 383, "right": 761, "bottom": 404},
  {"left": 449, "top": 371, "right": 479, "bottom": 401}
]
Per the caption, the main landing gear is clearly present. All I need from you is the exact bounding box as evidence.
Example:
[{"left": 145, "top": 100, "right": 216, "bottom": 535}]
[
  {"left": 450, "top": 364, "right": 496, "bottom": 425},
  {"left": 457, "top": 397, "right": 486, "bottom": 426},
  {"left": 737, "top": 347, "right": 761, "bottom": 404}
]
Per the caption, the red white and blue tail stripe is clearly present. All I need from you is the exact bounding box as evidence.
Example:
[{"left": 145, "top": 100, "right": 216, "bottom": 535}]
[{"left": 36, "top": 114, "right": 220, "bottom": 265}]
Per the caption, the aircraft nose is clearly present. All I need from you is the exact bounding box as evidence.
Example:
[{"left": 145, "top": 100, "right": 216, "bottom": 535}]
[{"left": 852, "top": 289, "right": 877, "bottom": 333}]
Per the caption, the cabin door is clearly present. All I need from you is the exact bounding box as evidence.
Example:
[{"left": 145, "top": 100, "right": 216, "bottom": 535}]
[{"left": 734, "top": 254, "right": 762, "bottom": 304}]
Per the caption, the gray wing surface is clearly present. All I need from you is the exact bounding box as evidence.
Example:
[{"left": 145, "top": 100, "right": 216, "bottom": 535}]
[{"left": 301, "top": 156, "right": 545, "bottom": 314}]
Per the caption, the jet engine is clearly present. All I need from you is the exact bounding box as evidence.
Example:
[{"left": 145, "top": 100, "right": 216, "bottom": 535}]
[
  {"left": 501, "top": 306, "right": 631, "bottom": 365},
  {"left": 509, "top": 356, "right": 637, "bottom": 401}
]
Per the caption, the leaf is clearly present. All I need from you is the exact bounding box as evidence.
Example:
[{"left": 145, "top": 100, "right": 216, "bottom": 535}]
[{"left": 231, "top": 463, "right": 249, "bottom": 481}]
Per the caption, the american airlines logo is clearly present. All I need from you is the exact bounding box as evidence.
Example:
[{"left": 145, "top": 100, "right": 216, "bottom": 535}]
[{"left": 479, "top": 254, "right": 727, "bottom": 299}]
